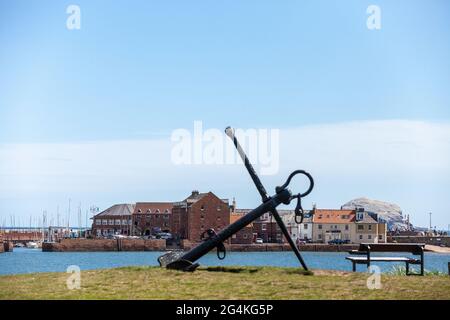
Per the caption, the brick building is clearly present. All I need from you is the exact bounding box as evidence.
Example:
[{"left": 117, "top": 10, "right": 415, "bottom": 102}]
[
  {"left": 132, "top": 202, "right": 173, "bottom": 236},
  {"left": 92, "top": 204, "right": 135, "bottom": 237},
  {"left": 230, "top": 211, "right": 254, "bottom": 244},
  {"left": 172, "top": 191, "right": 230, "bottom": 243}
]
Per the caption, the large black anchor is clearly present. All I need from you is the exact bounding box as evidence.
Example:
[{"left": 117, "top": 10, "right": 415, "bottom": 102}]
[{"left": 158, "top": 127, "right": 314, "bottom": 272}]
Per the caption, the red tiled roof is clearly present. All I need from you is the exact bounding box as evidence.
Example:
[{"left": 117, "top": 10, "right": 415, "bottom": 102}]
[
  {"left": 230, "top": 213, "right": 253, "bottom": 227},
  {"left": 133, "top": 202, "right": 174, "bottom": 215},
  {"left": 312, "top": 209, "right": 356, "bottom": 224}
]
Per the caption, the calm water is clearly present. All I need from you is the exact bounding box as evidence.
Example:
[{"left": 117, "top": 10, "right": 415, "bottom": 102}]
[{"left": 0, "top": 248, "right": 449, "bottom": 275}]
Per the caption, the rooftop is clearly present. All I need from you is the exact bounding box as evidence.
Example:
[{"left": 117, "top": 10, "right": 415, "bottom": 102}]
[
  {"left": 95, "top": 204, "right": 135, "bottom": 217},
  {"left": 312, "top": 209, "right": 356, "bottom": 224}
]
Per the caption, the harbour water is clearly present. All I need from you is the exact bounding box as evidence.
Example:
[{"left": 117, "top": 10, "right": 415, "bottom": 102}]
[{"left": 1, "top": 248, "right": 449, "bottom": 275}]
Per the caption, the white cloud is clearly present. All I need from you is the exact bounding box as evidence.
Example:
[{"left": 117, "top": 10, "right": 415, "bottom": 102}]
[
  {"left": 279, "top": 120, "right": 450, "bottom": 176},
  {"left": 1, "top": 120, "right": 449, "bottom": 193}
]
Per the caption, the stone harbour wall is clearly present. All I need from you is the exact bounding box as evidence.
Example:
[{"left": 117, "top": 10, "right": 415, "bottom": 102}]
[{"left": 389, "top": 236, "right": 450, "bottom": 247}]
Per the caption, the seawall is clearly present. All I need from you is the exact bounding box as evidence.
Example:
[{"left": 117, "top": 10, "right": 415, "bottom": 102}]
[
  {"left": 41, "top": 239, "right": 359, "bottom": 252},
  {"left": 42, "top": 238, "right": 166, "bottom": 252},
  {"left": 389, "top": 236, "right": 450, "bottom": 247}
]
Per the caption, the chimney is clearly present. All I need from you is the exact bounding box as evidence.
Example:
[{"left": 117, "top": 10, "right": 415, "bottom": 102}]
[{"left": 191, "top": 190, "right": 200, "bottom": 197}]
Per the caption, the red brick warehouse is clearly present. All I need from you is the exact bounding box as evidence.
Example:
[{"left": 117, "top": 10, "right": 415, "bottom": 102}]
[{"left": 172, "top": 191, "right": 231, "bottom": 243}]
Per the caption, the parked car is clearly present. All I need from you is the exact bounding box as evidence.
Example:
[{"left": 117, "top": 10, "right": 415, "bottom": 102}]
[
  {"left": 255, "top": 238, "right": 264, "bottom": 244},
  {"left": 328, "top": 239, "right": 347, "bottom": 245},
  {"left": 156, "top": 232, "right": 173, "bottom": 240}
]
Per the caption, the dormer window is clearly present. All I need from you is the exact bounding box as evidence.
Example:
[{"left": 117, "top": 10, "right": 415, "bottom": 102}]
[
  {"left": 155, "top": 209, "right": 160, "bottom": 213},
  {"left": 138, "top": 209, "right": 142, "bottom": 213},
  {"left": 201, "top": 206, "right": 205, "bottom": 211},
  {"left": 147, "top": 209, "right": 152, "bottom": 213},
  {"left": 165, "top": 209, "right": 170, "bottom": 213}
]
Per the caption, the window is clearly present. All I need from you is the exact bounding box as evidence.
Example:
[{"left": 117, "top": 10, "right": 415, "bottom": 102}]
[
  {"left": 108, "top": 219, "right": 114, "bottom": 225},
  {"left": 304, "top": 224, "right": 308, "bottom": 230},
  {"left": 359, "top": 235, "right": 363, "bottom": 240},
  {"left": 368, "top": 225, "right": 372, "bottom": 230},
  {"left": 379, "top": 235, "right": 383, "bottom": 240},
  {"left": 217, "top": 206, "right": 221, "bottom": 211},
  {"left": 318, "top": 234, "right": 322, "bottom": 240},
  {"left": 201, "top": 206, "right": 205, "bottom": 211},
  {"left": 345, "top": 225, "right": 349, "bottom": 231},
  {"left": 115, "top": 219, "right": 121, "bottom": 225},
  {"left": 318, "top": 224, "right": 322, "bottom": 230},
  {"left": 243, "top": 234, "right": 248, "bottom": 239},
  {"left": 165, "top": 209, "right": 170, "bottom": 213},
  {"left": 262, "top": 224, "right": 267, "bottom": 231},
  {"left": 147, "top": 209, "right": 151, "bottom": 213},
  {"left": 368, "top": 235, "right": 372, "bottom": 240},
  {"left": 122, "top": 219, "right": 127, "bottom": 225},
  {"left": 358, "top": 225, "right": 364, "bottom": 231}
]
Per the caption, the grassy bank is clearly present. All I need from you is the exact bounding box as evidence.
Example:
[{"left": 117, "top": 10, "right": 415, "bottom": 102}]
[{"left": 0, "top": 266, "right": 449, "bottom": 300}]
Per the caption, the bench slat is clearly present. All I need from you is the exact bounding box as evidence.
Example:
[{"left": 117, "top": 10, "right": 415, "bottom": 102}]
[{"left": 357, "top": 243, "right": 425, "bottom": 254}]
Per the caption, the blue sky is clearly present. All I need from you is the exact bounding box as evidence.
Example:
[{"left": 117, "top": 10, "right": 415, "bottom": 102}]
[{"left": 0, "top": 0, "right": 449, "bottom": 229}]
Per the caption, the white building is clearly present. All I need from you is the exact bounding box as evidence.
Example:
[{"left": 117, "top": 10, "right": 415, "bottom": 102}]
[{"left": 281, "top": 210, "right": 313, "bottom": 242}]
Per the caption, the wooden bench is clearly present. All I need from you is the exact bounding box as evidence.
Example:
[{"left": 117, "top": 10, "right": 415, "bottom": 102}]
[{"left": 346, "top": 243, "right": 425, "bottom": 276}]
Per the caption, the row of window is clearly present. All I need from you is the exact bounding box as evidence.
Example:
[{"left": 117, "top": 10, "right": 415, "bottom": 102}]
[
  {"left": 317, "top": 234, "right": 383, "bottom": 240},
  {"left": 95, "top": 219, "right": 132, "bottom": 226},
  {"left": 137, "top": 215, "right": 170, "bottom": 221},
  {"left": 316, "top": 224, "right": 375, "bottom": 231},
  {"left": 200, "top": 205, "right": 223, "bottom": 211}
]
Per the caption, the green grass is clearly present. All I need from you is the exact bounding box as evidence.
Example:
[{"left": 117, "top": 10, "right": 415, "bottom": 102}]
[{"left": 0, "top": 266, "right": 449, "bottom": 300}]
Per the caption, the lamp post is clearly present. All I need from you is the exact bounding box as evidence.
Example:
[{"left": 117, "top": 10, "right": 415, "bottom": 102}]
[{"left": 429, "top": 212, "right": 432, "bottom": 232}]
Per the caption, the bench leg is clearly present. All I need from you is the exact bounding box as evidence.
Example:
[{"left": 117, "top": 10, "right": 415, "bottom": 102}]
[
  {"left": 420, "top": 252, "right": 424, "bottom": 276},
  {"left": 406, "top": 262, "right": 410, "bottom": 276},
  {"left": 352, "top": 262, "right": 356, "bottom": 272}
]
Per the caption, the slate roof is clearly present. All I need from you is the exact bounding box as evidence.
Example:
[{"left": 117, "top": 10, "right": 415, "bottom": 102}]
[{"left": 95, "top": 204, "right": 135, "bottom": 217}]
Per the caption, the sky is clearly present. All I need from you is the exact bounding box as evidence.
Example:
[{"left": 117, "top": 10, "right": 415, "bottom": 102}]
[{"left": 0, "top": 0, "right": 449, "bottom": 229}]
